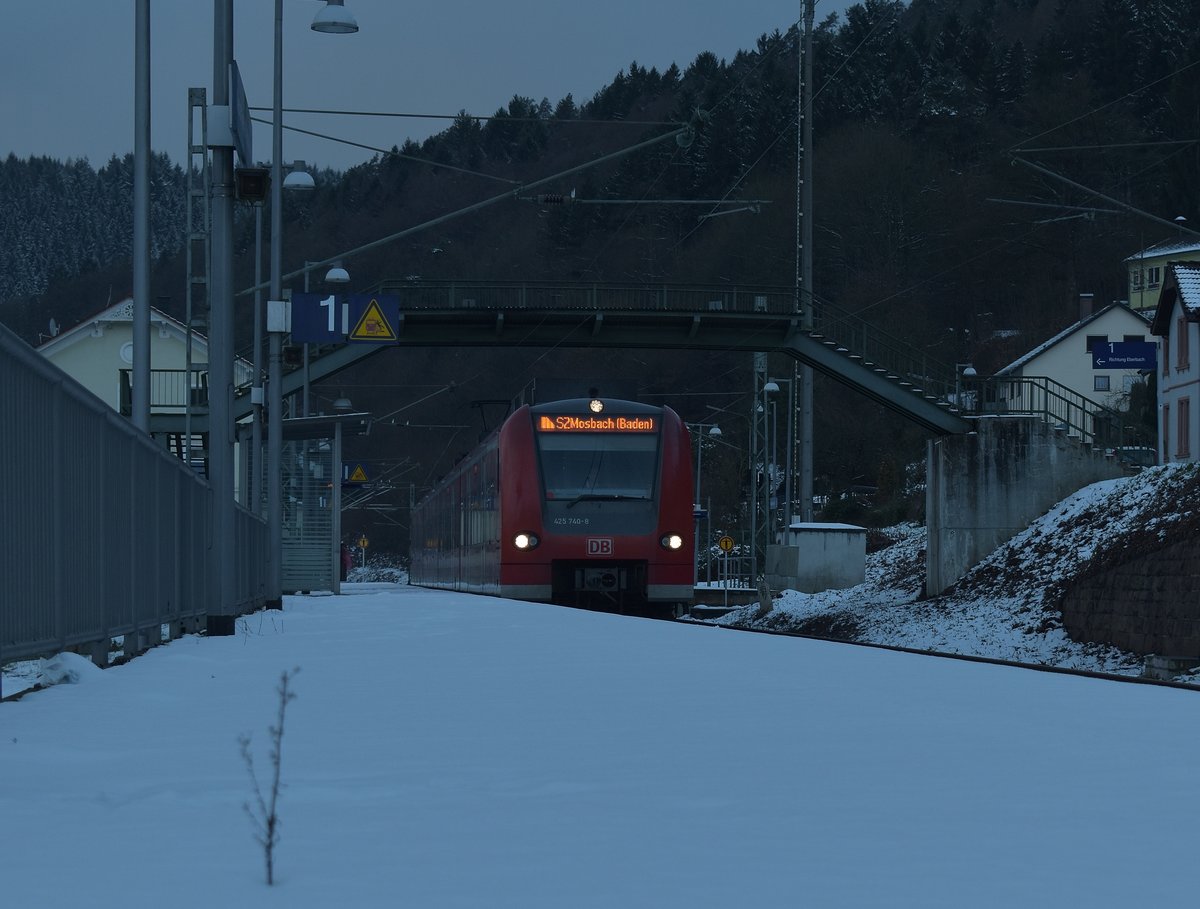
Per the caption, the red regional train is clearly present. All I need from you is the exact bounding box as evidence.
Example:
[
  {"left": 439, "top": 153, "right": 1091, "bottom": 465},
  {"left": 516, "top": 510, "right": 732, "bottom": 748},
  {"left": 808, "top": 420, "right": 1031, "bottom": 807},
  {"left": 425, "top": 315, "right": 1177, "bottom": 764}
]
[{"left": 409, "top": 397, "right": 695, "bottom": 617}]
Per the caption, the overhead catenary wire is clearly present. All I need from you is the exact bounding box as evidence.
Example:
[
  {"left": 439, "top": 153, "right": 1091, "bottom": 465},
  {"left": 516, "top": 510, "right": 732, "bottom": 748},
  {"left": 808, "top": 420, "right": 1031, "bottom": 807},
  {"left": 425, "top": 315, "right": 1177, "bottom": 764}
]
[
  {"left": 1008, "top": 57, "right": 1200, "bottom": 154},
  {"left": 249, "top": 105, "right": 676, "bottom": 127},
  {"left": 248, "top": 116, "right": 521, "bottom": 185},
  {"left": 235, "top": 122, "right": 690, "bottom": 298},
  {"left": 1010, "top": 154, "right": 1200, "bottom": 239}
]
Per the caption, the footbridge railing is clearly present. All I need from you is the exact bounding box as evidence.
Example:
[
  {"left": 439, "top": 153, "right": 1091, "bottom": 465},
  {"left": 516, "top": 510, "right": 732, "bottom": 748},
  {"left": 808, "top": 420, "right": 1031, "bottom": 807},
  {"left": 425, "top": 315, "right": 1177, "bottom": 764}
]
[{"left": 371, "top": 278, "right": 965, "bottom": 396}]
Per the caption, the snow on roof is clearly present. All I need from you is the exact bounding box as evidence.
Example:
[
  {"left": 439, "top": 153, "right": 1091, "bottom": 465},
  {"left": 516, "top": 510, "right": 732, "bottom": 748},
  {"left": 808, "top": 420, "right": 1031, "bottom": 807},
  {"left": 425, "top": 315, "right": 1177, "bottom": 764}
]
[
  {"left": 1174, "top": 261, "right": 1200, "bottom": 317},
  {"left": 787, "top": 522, "right": 865, "bottom": 532},
  {"left": 994, "top": 302, "right": 1148, "bottom": 376},
  {"left": 1124, "top": 236, "right": 1200, "bottom": 262}
]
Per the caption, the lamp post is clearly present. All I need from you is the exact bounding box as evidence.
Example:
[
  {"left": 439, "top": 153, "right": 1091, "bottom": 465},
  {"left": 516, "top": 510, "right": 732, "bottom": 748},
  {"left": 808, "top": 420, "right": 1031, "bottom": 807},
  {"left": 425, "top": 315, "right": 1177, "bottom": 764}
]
[
  {"left": 766, "top": 376, "right": 796, "bottom": 530},
  {"left": 688, "top": 422, "right": 723, "bottom": 504},
  {"left": 252, "top": 161, "right": 312, "bottom": 516},
  {"left": 955, "top": 363, "right": 978, "bottom": 412},
  {"left": 300, "top": 260, "right": 351, "bottom": 417},
  {"left": 687, "top": 421, "right": 722, "bottom": 585},
  {"left": 132, "top": 0, "right": 151, "bottom": 433},
  {"left": 265, "top": 0, "right": 358, "bottom": 610},
  {"left": 208, "top": 0, "right": 237, "bottom": 633}
]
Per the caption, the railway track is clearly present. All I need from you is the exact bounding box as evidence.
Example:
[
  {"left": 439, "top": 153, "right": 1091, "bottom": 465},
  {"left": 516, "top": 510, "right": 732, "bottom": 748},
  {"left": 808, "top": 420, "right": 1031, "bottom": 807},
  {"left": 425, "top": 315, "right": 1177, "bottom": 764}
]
[{"left": 677, "top": 615, "right": 1200, "bottom": 691}]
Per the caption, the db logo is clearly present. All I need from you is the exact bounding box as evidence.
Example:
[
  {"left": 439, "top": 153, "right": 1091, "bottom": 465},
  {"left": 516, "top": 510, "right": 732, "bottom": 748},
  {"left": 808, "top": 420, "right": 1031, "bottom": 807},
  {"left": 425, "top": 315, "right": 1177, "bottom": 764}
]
[{"left": 586, "top": 538, "right": 614, "bottom": 556}]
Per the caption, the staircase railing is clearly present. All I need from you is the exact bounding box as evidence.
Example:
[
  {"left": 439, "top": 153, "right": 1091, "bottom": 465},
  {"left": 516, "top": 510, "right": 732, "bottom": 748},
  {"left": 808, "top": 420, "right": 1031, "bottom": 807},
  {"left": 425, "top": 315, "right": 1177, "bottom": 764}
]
[{"left": 956, "top": 375, "right": 1125, "bottom": 448}]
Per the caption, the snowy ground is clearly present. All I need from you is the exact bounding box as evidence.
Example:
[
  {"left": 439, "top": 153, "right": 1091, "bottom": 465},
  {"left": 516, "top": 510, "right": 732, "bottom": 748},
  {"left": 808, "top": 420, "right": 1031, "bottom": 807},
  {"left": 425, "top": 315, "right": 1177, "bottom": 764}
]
[
  {"left": 713, "top": 462, "right": 1200, "bottom": 682},
  {"left": 3, "top": 584, "right": 1199, "bottom": 907}
]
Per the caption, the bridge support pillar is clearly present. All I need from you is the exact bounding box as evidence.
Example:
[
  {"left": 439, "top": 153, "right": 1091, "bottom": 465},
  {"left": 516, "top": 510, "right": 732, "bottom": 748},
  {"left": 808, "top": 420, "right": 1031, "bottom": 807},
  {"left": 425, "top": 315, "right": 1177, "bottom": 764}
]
[{"left": 925, "top": 417, "right": 1123, "bottom": 596}]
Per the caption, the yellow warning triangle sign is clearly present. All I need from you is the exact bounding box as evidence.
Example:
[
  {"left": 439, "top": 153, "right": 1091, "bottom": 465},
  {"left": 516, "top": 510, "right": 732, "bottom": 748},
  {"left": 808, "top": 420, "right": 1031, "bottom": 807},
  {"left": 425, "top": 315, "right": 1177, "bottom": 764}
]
[
  {"left": 350, "top": 298, "right": 397, "bottom": 341},
  {"left": 348, "top": 464, "right": 369, "bottom": 483}
]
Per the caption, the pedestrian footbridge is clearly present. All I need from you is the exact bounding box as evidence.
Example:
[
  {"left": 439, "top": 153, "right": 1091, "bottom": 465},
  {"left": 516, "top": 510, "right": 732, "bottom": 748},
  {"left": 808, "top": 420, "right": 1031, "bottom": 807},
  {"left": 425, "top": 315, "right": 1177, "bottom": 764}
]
[{"left": 224, "top": 281, "right": 972, "bottom": 436}]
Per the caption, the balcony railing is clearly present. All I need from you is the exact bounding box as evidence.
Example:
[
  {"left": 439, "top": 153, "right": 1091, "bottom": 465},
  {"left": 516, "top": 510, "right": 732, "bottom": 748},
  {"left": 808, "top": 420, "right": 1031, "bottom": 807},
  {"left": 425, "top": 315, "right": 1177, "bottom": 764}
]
[{"left": 119, "top": 368, "right": 209, "bottom": 415}]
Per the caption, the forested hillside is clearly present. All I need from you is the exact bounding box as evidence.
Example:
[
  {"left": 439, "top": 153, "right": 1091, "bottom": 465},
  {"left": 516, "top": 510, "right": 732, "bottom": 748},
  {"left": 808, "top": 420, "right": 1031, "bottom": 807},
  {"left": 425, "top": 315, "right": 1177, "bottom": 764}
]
[
  {"left": 3, "top": 0, "right": 1198, "bottom": 550},
  {"left": 0, "top": 153, "right": 184, "bottom": 313}
]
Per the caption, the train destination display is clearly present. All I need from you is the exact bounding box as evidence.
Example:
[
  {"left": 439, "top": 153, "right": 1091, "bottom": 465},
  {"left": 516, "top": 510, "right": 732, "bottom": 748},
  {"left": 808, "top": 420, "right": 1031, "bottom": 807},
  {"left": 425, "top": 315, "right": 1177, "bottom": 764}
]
[{"left": 537, "top": 415, "right": 657, "bottom": 432}]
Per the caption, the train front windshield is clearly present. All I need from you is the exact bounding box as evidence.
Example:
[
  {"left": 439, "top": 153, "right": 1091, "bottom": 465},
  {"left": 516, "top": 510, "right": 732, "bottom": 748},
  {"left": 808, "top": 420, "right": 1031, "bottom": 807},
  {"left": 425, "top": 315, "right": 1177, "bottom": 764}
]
[{"left": 537, "top": 432, "right": 659, "bottom": 501}]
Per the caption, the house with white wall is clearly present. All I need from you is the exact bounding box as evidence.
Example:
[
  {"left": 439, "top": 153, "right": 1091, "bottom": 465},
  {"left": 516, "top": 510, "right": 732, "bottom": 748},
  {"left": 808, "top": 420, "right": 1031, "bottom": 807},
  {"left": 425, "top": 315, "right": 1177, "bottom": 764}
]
[
  {"left": 36, "top": 297, "right": 250, "bottom": 415},
  {"left": 993, "top": 296, "right": 1153, "bottom": 416},
  {"left": 1151, "top": 263, "right": 1200, "bottom": 464}
]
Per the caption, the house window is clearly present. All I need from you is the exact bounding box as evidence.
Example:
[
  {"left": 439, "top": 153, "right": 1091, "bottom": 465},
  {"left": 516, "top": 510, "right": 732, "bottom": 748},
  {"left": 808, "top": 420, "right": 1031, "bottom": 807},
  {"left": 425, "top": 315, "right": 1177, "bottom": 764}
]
[
  {"left": 1163, "top": 337, "right": 1170, "bottom": 377},
  {"left": 1163, "top": 404, "right": 1170, "bottom": 461},
  {"left": 1180, "top": 398, "right": 1192, "bottom": 459},
  {"left": 1085, "top": 334, "right": 1106, "bottom": 353},
  {"left": 1123, "top": 334, "right": 1145, "bottom": 344},
  {"left": 1123, "top": 375, "right": 1140, "bottom": 393},
  {"left": 1094, "top": 375, "right": 1111, "bottom": 392},
  {"left": 1147, "top": 266, "right": 1162, "bottom": 287},
  {"left": 1178, "top": 318, "right": 1190, "bottom": 369},
  {"left": 1131, "top": 269, "right": 1144, "bottom": 290}
]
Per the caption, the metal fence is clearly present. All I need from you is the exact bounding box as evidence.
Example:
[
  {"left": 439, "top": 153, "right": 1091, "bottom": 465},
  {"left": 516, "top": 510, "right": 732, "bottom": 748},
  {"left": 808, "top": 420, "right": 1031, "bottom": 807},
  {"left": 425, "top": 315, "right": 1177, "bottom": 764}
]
[
  {"left": 0, "top": 322, "right": 266, "bottom": 694},
  {"left": 375, "top": 279, "right": 799, "bottom": 314}
]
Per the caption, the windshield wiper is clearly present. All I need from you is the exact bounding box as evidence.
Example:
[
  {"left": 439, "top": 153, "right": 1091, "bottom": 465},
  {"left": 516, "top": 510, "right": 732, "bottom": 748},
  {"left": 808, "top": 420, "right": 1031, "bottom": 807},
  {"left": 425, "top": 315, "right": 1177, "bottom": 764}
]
[{"left": 565, "top": 493, "right": 649, "bottom": 509}]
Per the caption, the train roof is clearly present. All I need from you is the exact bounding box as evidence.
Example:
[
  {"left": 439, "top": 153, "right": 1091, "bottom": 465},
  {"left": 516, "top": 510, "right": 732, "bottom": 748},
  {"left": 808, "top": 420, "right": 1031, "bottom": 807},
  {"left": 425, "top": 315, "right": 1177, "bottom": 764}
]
[{"left": 527, "top": 397, "right": 663, "bottom": 414}]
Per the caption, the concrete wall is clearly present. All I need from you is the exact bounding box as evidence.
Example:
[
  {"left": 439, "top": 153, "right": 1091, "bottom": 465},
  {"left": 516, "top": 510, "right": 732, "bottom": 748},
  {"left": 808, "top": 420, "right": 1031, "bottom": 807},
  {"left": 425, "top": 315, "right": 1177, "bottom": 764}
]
[
  {"left": 926, "top": 417, "right": 1123, "bottom": 595},
  {"left": 1060, "top": 537, "right": 1200, "bottom": 658}
]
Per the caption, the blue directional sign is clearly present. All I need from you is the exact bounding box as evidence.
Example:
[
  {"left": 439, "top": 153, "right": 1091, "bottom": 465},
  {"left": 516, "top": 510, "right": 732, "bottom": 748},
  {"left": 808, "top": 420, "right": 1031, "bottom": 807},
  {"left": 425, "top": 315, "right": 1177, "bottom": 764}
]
[
  {"left": 290, "top": 293, "right": 400, "bottom": 344},
  {"left": 1091, "top": 341, "right": 1157, "bottom": 370}
]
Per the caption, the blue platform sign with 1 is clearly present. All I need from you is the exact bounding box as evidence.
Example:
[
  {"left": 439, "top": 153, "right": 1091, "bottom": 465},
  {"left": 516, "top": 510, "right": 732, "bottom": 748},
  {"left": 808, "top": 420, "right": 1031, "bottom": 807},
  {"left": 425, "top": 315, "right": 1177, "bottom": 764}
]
[
  {"left": 291, "top": 294, "right": 400, "bottom": 344},
  {"left": 291, "top": 292, "right": 346, "bottom": 343},
  {"left": 1091, "top": 340, "right": 1157, "bottom": 370}
]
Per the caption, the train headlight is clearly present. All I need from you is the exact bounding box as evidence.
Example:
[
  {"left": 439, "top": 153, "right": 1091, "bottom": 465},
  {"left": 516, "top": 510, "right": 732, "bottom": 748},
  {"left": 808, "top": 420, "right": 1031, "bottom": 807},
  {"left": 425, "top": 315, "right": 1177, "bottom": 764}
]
[
  {"left": 513, "top": 532, "right": 540, "bottom": 550},
  {"left": 660, "top": 533, "right": 684, "bottom": 550}
]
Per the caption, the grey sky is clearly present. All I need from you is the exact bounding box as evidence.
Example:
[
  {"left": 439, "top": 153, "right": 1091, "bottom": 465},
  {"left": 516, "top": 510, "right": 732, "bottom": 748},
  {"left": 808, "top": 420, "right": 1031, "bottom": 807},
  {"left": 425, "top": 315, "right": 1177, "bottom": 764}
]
[{"left": 1, "top": 1, "right": 852, "bottom": 172}]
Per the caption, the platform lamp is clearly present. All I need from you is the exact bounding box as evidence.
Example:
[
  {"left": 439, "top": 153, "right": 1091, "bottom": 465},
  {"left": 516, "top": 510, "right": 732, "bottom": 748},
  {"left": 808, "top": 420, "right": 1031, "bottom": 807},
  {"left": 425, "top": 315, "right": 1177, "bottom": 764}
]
[{"left": 311, "top": 0, "right": 359, "bottom": 33}]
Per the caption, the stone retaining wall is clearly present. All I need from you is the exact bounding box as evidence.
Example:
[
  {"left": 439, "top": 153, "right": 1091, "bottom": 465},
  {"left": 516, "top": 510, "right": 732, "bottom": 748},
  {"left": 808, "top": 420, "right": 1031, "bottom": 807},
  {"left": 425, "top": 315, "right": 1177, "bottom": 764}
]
[{"left": 1060, "top": 537, "right": 1200, "bottom": 657}]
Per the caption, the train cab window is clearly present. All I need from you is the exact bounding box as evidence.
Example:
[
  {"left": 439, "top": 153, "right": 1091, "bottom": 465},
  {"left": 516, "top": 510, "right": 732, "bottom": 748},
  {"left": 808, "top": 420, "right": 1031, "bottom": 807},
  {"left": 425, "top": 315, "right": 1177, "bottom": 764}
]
[{"left": 537, "top": 432, "right": 659, "bottom": 501}]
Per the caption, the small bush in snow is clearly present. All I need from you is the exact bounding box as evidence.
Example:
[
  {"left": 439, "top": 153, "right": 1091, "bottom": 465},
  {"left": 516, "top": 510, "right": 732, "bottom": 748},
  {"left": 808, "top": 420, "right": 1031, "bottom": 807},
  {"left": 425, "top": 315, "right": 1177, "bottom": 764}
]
[{"left": 239, "top": 667, "right": 299, "bottom": 886}]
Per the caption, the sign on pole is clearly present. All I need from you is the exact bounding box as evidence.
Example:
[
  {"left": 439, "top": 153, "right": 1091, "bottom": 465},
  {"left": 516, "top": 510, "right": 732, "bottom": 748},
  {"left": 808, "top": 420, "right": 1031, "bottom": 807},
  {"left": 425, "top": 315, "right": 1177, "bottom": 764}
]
[
  {"left": 718, "top": 535, "right": 735, "bottom": 553},
  {"left": 229, "top": 61, "right": 252, "bottom": 167},
  {"left": 289, "top": 293, "right": 400, "bottom": 344}
]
